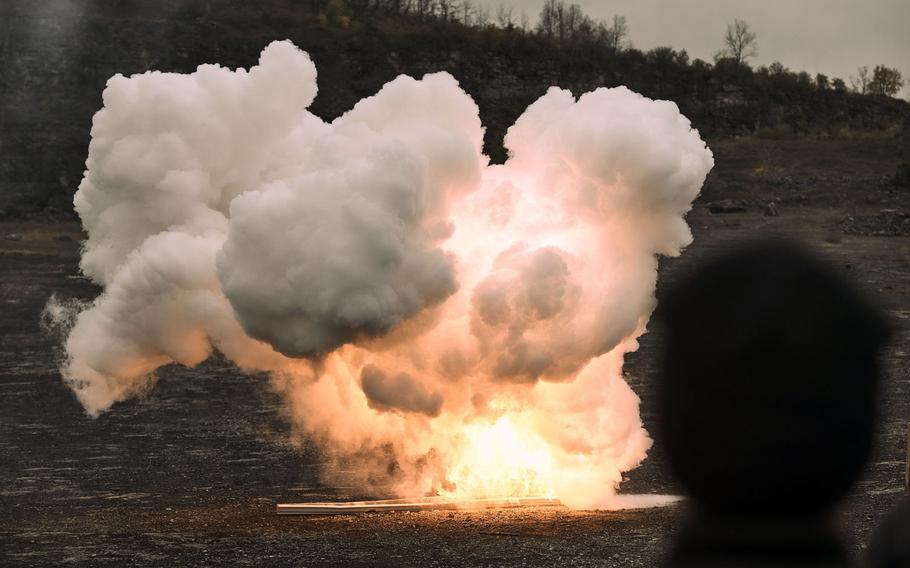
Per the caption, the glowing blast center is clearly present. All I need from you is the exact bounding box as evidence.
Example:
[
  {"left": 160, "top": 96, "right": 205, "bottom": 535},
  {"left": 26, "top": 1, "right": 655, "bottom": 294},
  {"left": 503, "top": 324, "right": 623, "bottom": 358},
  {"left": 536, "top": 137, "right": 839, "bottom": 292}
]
[{"left": 441, "top": 416, "right": 558, "bottom": 499}]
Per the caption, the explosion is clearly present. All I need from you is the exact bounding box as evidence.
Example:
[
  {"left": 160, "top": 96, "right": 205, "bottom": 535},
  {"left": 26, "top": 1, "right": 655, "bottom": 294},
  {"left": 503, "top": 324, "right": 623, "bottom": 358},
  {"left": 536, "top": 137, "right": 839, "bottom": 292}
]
[{"left": 48, "top": 41, "right": 713, "bottom": 509}]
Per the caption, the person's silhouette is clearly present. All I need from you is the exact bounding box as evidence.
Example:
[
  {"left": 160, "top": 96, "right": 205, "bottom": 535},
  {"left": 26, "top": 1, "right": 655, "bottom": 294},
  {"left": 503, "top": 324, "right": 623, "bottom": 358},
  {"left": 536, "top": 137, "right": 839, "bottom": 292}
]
[{"left": 656, "top": 240, "right": 890, "bottom": 567}]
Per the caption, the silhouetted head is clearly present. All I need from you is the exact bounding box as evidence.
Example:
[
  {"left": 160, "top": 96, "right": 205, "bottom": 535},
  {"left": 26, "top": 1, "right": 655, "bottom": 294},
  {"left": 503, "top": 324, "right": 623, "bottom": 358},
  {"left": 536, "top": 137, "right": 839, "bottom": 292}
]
[{"left": 657, "top": 240, "right": 890, "bottom": 515}]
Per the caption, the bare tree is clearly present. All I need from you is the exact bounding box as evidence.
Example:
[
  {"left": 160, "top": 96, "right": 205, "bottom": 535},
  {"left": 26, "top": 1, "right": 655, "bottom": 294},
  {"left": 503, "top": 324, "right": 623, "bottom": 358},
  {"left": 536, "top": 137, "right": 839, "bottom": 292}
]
[
  {"left": 562, "top": 3, "right": 579, "bottom": 34},
  {"left": 536, "top": 0, "right": 559, "bottom": 39},
  {"left": 850, "top": 66, "right": 871, "bottom": 94},
  {"left": 475, "top": 4, "right": 490, "bottom": 27},
  {"left": 603, "top": 15, "right": 629, "bottom": 51},
  {"left": 537, "top": 0, "right": 620, "bottom": 47},
  {"left": 437, "top": 0, "right": 456, "bottom": 21},
  {"left": 458, "top": 0, "right": 474, "bottom": 25},
  {"left": 721, "top": 18, "right": 758, "bottom": 64},
  {"left": 495, "top": 3, "right": 514, "bottom": 28},
  {"left": 868, "top": 65, "right": 904, "bottom": 97},
  {"left": 414, "top": 0, "right": 433, "bottom": 19},
  {"left": 815, "top": 73, "right": 829, "bottom": 90}
]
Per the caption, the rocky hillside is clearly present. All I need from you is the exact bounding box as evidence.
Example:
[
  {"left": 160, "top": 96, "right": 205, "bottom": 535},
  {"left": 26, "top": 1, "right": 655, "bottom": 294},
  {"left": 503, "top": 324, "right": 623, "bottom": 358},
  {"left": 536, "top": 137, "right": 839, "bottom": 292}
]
[{"left": 2, "top": 0, "right": 908, "bottom": 219}]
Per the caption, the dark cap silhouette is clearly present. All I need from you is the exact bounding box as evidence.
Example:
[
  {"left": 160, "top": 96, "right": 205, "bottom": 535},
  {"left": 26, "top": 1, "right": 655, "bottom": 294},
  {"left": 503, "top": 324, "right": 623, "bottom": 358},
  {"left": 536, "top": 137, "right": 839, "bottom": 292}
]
[{"left": 657, "top": 240, "right": 890, "bottom": 516}]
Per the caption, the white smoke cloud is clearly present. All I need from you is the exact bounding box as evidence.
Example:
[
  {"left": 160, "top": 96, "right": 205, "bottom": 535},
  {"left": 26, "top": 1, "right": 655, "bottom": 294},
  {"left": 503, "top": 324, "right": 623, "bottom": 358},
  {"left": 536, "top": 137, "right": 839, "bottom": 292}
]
[{"left": 50, "top": 40, "right": 713, "bottom": 507}]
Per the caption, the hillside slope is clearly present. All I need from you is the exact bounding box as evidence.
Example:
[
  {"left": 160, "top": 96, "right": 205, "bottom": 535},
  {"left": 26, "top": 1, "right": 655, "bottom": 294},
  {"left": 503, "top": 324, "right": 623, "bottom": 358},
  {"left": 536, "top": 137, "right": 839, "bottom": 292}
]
[{"left": 1, "top": 1, "right": 907, "bottom": 219}]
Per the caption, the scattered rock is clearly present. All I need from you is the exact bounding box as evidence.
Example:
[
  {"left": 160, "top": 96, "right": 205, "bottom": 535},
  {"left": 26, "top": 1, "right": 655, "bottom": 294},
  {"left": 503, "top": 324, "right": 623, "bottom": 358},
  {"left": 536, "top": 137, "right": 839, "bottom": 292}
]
[
  {"left": 840, "top": 210, "right": 910, "bottom": 237},
  {"left": 706, "top": 199, "right": 749, "bottom": 214},
  {"left": 4, "top": 233, "right": 22, "bottom": 241},
  {"left": 763, "top": 202, "right": 779, "bottom": 217}
]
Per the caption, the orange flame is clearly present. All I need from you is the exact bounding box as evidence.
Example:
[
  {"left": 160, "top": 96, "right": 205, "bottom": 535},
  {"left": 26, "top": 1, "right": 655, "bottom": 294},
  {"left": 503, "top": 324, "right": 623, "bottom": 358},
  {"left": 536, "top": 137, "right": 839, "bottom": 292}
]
[{"left": 440, "top": 415, "right": 557, "bottom": 499}]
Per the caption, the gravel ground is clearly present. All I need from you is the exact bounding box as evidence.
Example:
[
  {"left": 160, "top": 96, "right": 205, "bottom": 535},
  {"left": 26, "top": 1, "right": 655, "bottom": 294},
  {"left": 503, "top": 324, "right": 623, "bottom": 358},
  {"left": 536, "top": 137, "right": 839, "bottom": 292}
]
[{"left": 1, "top": 139, "right": 909, "bottom": 567}]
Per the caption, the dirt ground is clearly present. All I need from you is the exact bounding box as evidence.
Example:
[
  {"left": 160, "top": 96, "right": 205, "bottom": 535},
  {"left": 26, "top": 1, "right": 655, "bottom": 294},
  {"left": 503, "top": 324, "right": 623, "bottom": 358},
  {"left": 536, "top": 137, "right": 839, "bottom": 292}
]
[{"left": 0, "top": 137, "right": 908, "bottom": 567}]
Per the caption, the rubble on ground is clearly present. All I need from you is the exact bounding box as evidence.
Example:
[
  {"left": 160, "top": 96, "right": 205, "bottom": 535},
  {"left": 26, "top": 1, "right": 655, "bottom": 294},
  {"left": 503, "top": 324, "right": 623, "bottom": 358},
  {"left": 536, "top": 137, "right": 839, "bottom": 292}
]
[
  {"left": 841, "top": 210, "right": 910, "bottom": 237},
  {"left": 706, "top": 199, "right": 749, "bottom": 214}
]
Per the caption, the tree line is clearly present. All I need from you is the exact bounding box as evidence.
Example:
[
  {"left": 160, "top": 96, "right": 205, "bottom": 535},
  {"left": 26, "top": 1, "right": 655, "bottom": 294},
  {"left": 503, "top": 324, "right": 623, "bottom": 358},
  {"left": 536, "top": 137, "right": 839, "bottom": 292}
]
[{"left": 313, "top": 0, "right": 905, "bottom": 99}]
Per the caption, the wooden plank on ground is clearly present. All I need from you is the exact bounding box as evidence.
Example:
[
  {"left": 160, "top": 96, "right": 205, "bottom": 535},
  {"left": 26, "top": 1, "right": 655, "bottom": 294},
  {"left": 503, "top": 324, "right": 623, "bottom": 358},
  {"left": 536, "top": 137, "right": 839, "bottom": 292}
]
[{"left": 276, "top": 496, "right": 561, "bottom": 515}]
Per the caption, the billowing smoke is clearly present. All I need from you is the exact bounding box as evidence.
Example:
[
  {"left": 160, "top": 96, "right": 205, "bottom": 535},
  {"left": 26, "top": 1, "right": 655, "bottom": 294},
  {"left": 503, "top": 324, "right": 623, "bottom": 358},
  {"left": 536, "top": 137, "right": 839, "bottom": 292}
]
[{"left": 47, "top": 41, "right": 713, "bottom": 508}]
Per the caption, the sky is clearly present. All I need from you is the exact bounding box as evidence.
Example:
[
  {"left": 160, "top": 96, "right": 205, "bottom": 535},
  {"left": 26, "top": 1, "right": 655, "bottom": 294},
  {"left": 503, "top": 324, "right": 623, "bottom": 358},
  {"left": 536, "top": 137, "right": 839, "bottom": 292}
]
[{"left": 476, "top": 0, "right": 909, "bottom": 97}]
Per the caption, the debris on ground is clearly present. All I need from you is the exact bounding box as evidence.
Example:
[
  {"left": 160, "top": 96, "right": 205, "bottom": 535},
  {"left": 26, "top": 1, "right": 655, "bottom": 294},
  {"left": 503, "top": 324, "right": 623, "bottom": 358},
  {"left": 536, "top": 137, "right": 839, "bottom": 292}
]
[
  {"left": 841, "top": 210, "right": 910, "bottom": 237},
  {"left": 706, "top": 200, "right": 749, "bottom": 214}
]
